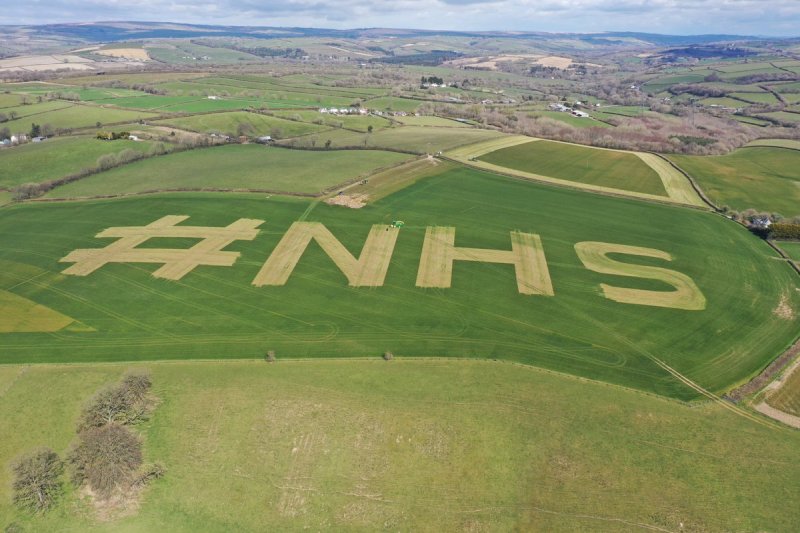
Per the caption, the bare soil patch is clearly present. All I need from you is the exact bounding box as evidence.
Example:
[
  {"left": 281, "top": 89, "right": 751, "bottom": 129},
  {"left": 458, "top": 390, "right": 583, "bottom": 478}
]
[
  {"left": 536, "top": 56, "right": 573, "bottom": 69},
  {"left": 96, "top": 48, "right": 151, "bottom": 61},
  {"left": 773, "top": 294, "right": 795, "bottom": 320},
  {"left": 325, "top": 194, "right": 368, "bottom": 209}
]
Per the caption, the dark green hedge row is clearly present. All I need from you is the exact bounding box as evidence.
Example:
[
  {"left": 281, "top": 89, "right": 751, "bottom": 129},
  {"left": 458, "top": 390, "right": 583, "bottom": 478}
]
[{"left": 770, "top": 223, "right": 800, "bottom": 240}]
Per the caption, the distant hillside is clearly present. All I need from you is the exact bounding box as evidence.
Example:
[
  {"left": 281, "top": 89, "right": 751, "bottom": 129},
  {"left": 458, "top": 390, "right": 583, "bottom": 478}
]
[{"left": 0, "top": 21, "right": 768, "bottom": 46}]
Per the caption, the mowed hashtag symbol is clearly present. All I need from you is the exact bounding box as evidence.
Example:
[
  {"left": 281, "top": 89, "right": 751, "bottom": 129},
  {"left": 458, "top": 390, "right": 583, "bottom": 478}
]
[{"left": 60, "top": 215, "right": 264, "bottom": 280}]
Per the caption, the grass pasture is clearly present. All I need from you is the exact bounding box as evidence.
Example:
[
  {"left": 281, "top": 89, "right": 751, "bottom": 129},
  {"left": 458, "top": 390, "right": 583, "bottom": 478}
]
[
  {"left": 0, "top": 135, "right": 154, "bottom": 188},
  {"left": 0, "top": 93, "right": 25, "bottom": 108},
  {"left": 154, "top": 111, "right": 329, "bottom": 138},
  {"left": 273, "top": 110, "right": 393, "bottom": 132},
  {"left": 45, "top": 144, "right": 413, "bottom": 197},
  {"left": 304, "top": 126, "right": 506, "bottom": 153},
  {"left": 758, "top": 111, "right": 800, "bottom": 125},
  {"left": 0, "top": 100, "right": 73, "bottom": 121},
  {"left": 2, "top": 167, "right": 798, "bottom": 400},
  {"left": 669, "top": 147, "right": 800, "bottom": 216},
  {"left": 391, "top": 115, "right": 472, "bottom": 127},
  {"left": 746, "top": 138, "right": 800, "bottom": 150},
  {"left": 3, "top": 103, "right": 159, "bottom": 131},
  {"left": 526, "top": 110, "right": 612, "bottom": 128},
  {"left": 477, "top": 140, "right": 667, "bottom": 196},
  {"left": 0, "top": 360, "right": 799, "bottom": 531},
  {"left": 777, "top": 241, "right": 800, "bottom": 262},
  {"left": 732, "top": 115, "right": 772, "bottom": 126},
  {"left": 363, "top": 96, "right": 422, "bottom": 113}
]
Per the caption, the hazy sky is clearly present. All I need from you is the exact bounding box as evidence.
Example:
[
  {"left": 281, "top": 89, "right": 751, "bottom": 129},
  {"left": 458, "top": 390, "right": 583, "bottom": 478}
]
[{"left": 5, "top": 0, "right": 799, "bottom": 36}]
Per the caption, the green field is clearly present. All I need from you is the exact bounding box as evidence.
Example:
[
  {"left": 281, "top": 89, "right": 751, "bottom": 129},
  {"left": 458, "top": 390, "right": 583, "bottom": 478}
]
[
  {"left": 302, "top": 126, "right": 506, "bottom": 153},
  {"left": 392, "top": 115, "right": 471, "bottom": 128},
  {"left": 154, "top": 111, "right": 329, "bottom": 138},
  {"left": 3, "top": 104, "right": 159, "bottom": 131},
  {"left": 91, "top": 95, "right": 208, "bottom": 110},
  {"left": 758, "top": 111, "right": 800, "bottom": 124},
  {"left": 1, "top": 360, "right": 799, "bottom": 531},
  {"left": 364, "top": 97, "right": 422, "bottom": 112},
  {"left": 699, "top": 97, "right": 749, "bottom": 108},
  {"left": 669, "top": 147, "right": 800, "bottom": 216},
  {"left": 45, "top": 144, "right": 412, "bottom": 197},
  {"left": 730, "top": 92, "right": 781, "bottom": 105},
  {"left": 0, "top": 100, "right": 73, "bottom": 121},
  {"left": 0, "top": 93, "right": 24, "bottom": 108},
  {"left": 528, "top": 110, "right": 612, "bottom": 129},
  {"left": 3, "top": 167, "right": 798, "bottom": 400},
  {"left": 732, "top": 115, "right": 772, "bottom": 127},
  {"left": 746, "top": 138, "right": 800, "bottom": 150},
  {"left": 0, "top": 136, "right": 154, "bottom": 188},
  {"left": 778, "top": 241, "right": 800, "bottom": 261},
  {"left": 478, "top": 140, "right": 667, "bottom": 196},
  {"left": 273, "top": 110, "right": 393, "bottom": 132}
]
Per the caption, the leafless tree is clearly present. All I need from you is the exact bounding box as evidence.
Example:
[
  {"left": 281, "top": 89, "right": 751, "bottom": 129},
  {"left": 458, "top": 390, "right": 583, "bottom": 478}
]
[
  {"left": 69, "top": 424, "right": 142, "bottom": 499},
  {"left": 11, "top": 448, "right": 63, "bottom": 513}
]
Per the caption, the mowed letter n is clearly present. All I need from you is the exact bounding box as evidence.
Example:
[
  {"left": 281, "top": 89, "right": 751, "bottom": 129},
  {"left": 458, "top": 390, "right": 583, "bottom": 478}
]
[{"left": 61, "top": 215, "right": 706, "bottom": 310}]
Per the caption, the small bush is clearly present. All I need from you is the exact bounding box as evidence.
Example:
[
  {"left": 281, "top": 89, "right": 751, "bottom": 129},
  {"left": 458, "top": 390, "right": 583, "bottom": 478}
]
[
  {"left": 78, "top": 371, "right": 153, "bottom": 430},
  {"left": 133, "top": 463, "right": 166, "bottom": 489},
  {"left": 266, "top": 350, "right": 276, "bottom": 363},
  {"left": 11, "top": 448, "right": 63, "bottom": 513},
  {"left": 11, "top": 183, "right": 43, "bottom": 202},
  {"left": 383, "top": 351, "right": 394, "bottom": 361}
]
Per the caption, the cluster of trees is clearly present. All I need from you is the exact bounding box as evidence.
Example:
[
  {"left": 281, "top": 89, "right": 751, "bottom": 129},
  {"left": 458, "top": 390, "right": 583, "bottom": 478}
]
[
  {"left": 10, "top": 372, "right": 163, "bottom": 515},
  {"left": 92, "top": 80, "right": 166, "bottom": 95},
  {"left": 69, "top": 372, "right": 162, "bottom": 500},
  {"left": 96, "top": 130, "right": 131, "bottom": 140},
  {"left": 45, "top": 91, "right": 81, "bottom": 101},
  {"left": 769, "top": 222, "right": 800, "bottom": 240},
  {"left": 669, "top": 84, "right": 726, "bottom": 98},
  {"left": 0, "top": 111, "right": 18, "bottom": 123},
  {"left": 238, "top": 47, "right": 307, "bottom": 59},
  {"left": 420, "top": 76, "right": 444, "bottom": 86}
]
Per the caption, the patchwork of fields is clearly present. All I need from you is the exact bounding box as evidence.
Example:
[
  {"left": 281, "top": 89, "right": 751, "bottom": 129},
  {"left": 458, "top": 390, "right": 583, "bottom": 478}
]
[{"left": 1, "top": 37, "right": 800, "bottom": 533}]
